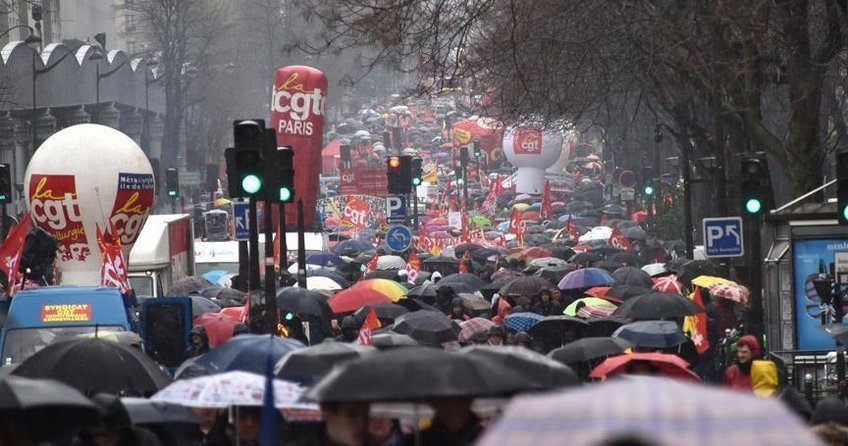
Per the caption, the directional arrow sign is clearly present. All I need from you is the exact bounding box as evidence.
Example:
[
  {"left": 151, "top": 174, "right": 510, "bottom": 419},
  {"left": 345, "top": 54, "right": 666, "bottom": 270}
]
[
  {"left": 234, "top": 201, "right": 249, "bottom": 241},
  {"left": 386, "top": 225, "right": 413, "bottom": 252}
]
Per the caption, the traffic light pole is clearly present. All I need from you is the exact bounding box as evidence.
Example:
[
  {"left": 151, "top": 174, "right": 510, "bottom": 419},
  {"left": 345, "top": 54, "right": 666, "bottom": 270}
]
[
  {"left": 463, "top": 166, "right": 469, "bottom": 211},
  {"left": 296, "top": 199, "right": 307, "bottom": 288},
  {"left": 746, "top": 212, "right": 764, "bottom": 341},
  {"left": 248, "top": 199, "right": 261, "bottom": 293},
  {"left": 263, "top": 198, "right": 278, "bottom": 333},
  {"left": 279, "top": 203, "right": 287, "bottom": 276},
  {"left": 413, "top": 190, "right": 419, "bottom": 229}
]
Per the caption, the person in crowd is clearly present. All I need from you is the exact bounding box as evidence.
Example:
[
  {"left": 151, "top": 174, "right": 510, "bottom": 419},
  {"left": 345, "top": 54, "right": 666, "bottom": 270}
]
[
  {"left": 810, "top": 398, "right": 848, "bottom": 446},
  {"left": 292, "top": 401, "right": 370, "bottom": 446},
  {"left": 187, "top": 407, "right": 228, "bottom": 445},
  {"left": 434, "top": 287, "right": 456, "bottom": 314},
  {"left": 185, "top": 326, "right": 210, "bottom": 359},
  {"left": 750, "top": 359, "right": 813, "bottom": 421},
  {"left": 514, "top": 331, "right": 534, "bottom": 350},
  {"left": 71, "top": 393, "right": 162, "bottom": 446},
  {"left": 468, "top": 330, "right": 489, "bottom": 346},
  {"left": 417, "top": 397, "right": 482, "bottom": 446},
  {"left": 222, "top": 406, "right": 262, "bottom": 446},
  {"left": 723, "top": 334, "right": 761, "bottom": 390},
  {"left": 531, "top": 288, "right": 562, "bottom": 316},
  {"left": 335, "top": 316, "right": 360, "bottom": 343},
  {"left": 366, "top": 418, "right": 404, "bottom": 446},
  {"left": 450, "top": 298, "right": 471, "bottom": 321},
  {"left": 487, "top": 326, "right": 505, "bottom": 346}
]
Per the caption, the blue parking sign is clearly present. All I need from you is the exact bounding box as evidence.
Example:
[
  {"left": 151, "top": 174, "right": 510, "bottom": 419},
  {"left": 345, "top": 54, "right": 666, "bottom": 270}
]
[{"left": 702, "top": 217, "right": 744, "bottom": 258}]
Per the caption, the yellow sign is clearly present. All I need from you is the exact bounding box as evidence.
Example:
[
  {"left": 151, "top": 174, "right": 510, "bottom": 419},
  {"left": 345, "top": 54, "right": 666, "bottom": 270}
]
[{"left": 41, "top": 304, "right": 92, "bottom": 323}]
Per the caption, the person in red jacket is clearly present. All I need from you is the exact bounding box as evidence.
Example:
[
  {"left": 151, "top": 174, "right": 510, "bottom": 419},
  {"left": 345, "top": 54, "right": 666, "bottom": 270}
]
[{"left": 723, "top": 334, "right": 761, "bottom": 390}]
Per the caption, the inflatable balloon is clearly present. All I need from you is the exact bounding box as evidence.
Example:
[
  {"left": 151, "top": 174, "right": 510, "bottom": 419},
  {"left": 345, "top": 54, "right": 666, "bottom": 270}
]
[
  {"left": 25, "top": 124, "right": 155, "bottom": 285},
  {"left": 502, "top": 127, "right": 564, "bottom": 194}
]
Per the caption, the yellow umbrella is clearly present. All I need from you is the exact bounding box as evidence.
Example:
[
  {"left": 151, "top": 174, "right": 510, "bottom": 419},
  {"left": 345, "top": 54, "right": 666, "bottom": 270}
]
[
  {"left": 691, "top": 275, "right": 736, "bottom": 288},
  {"left": 214, "top": 198, "right": 232, "bottom": 207},
  {"left": 512, "top": 203, "right": 530, "bottom": 211}
]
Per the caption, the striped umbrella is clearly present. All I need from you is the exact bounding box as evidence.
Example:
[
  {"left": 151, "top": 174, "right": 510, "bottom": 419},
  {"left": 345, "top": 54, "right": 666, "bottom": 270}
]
[
  {"left": 652, "top": 274, "right": 685, "bottom": 295},
  {"left": 458, "top": 318, "right": 497, "bottom": 343},
  {"left": 708, "top": 283, "right": 750, "bottom": 305},
  {"left": 327, "top": 280, "right": 407, "bottom": 313}
]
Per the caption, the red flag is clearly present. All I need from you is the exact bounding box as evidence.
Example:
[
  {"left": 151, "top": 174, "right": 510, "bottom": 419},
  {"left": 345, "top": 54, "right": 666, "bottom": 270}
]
[
  {"left": 508, "top": 208, "right": 524, "bottom": 245},
  {"left": 458, "top": 258, "right": 468, "bottom": 274},
  {"left": 566, "top": 216, "right": 580, "bottom": 241},
  {"left": 96, "top": 222, "right": 130, "bottom": 294},
  {"left": 357, "top": 327, "right": 372, "bottom": 346},
  {"left": 0, "top": 213, "right": 30, "bottom": 278},
  {"left": 494, "top": 174, "right": 504, "bottom": 195},
  {"left": 540, "top": 179, "right": 553, "bottom": 220},
  {"left": 608, "top": 227, "right": 634, "bottom": 251},
  {"left": 360, "top": 251, "right": 379, "bottom": 280},
  {"left": 684, "top": 288, "right": 710, "bottom": 354},
  {"left": 362, "top": 306, "right": 382, "bottom": 330},
  {"left": 461, "top": 213, "right": 470, "bottom": 242}
]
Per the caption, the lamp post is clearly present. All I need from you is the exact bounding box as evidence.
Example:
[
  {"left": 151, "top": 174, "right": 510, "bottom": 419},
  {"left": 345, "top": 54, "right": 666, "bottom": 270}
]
[
  {"left": 0, "top": 24, "right": 34, "bottom": 41},
  {"left": 89, "top": 50, "right": 130, "bottom": 105},
  {"left": 143, "top": 59, "right": 159, "bottom": 151}
]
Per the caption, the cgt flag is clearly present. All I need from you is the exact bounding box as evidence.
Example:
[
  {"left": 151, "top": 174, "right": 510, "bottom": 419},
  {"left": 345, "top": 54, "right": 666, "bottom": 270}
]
[
  {"left": 96, "top": 222, "right": 130, "bottom": 294},
  {"left": 540, "top": 179, "right": 553, "bottom": 220},
  {"left": 607, "top": 227, "right": 634, "bottom": 251},
  {"left": 566, "top": 216, "right": 580, "bottom": 241},
  {"left": 508, "top": 208, "right": 524, "bottom": 245}
]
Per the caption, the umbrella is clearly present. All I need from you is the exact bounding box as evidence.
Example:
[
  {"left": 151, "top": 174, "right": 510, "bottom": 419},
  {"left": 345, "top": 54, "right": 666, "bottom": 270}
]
[
  {"left": 393, "top": 310, "right": 461, "bottom": 346},
  {"left": 586, "top": 317, "right": 630, "bottom": 337},
  {"left": 12, "top": 338, "right": 172, "bottom": 396},
  {"left": 355, "top": 302, "right": 409, "bottom": 321},
  {"left": 0, "top": 375, "right": 99, "bottom": 441},
  {"left": 459, "top": 317, "right": 497, "bottom": 343},
  {"left": 331, "top": 239, "right": 374, "bottom": 256},
  {"left": 193, "top": 312, "right": 241, "bottom": 347},
  {"left": 534, "top": 265, "right": 574, "bottom": 283},
  {"left": 578, "top": 226, "right": 613, "bottom": 242},
  {"left": 577, "top": 303, "right": 617, "bottom": 319},
  {"left": 328, "top": 279, "right": 407, "bottom": 313},
  {"left": 308, "top": 269, "right": 351, "bottom": 288},
  {"left": 607, "top": 252, "right": 641, "bottom": 266},
  {"left": 396, "top": 298, "right": 441, "bottom": 313},
  {"left": 558, "top": 268, "right": 615, "bottom": 290},
  {"left": 377, "top": 255, "right": 407, "bottom": 270},
  {"left": 201, "top": 269, "right": 229, "bottom": 285},
  {"left": 423, "top": 255, "right": 459, "bottom": 265},
  {"left": 437, "top": 273, "right": 487, "bottom": 293},
  {"left": 570, "top": 251, "right": 602, "bottom": 264},
  {"left": 275, "top": 342, "right": 375, "bottom": 385},
  {"left": 458, "top": 293, "right": 492, "bottom": 313},
  {"left": 652, "top": 274, "right": 686, "bottom": 295},
  {"left": 306, "top": 252, "right": 344, "bottom": 267},
  {"left": 613, "top": 320, "right": 689, "bottom": 348},
  {"left": 287, "top": 262, "right": 325, "bottom": 275},
  {"left": 120, "top": 397, "right": 200, "bottom": 425},
  {"left": 189, "top": 295, "right": 222, "bottom": 316},
  {"left": 77, "top": 331, "right": 144, "bottom": 347},
  {"left": 528, "top": 257, "right": 568, "bottom": 268},
  {"left": 606, "top": 285, "right": 652, "bottom": 301},
  {"left": 641, "top": 262, "right": 669, "bottom": 277},
  {"left": 528, "top": 315, "right": 590, "bottom": 339},
  {"left": 499, "top": 276, "right": 555, "bottom": 297},
  {"left": 453, "top": 243, "right": 484, "bottom": 258},
  {"left": 169, "top": 276, "right": 217, "bottom": 296},
  {"left": 460, "top": 346, "right": 580, "bottom": 388},
  {"left": 199, "top": 287, "right": 247, "bottom": 301},
  {"left": 564, "top": 297, "right": 618, "bottom": 317},
  {"left": 477, "top": 376, "right": 819, "bottom": 446},
  {"left": 612, "top": 267, "right": 653, "bottom": 287},
  {"left": 549, "top": 337, "right": 633, "bottom": 364},
  {"left": 296, "top": 276, "right": 343, "bottom": 290},
  {"left": 690, "top": 275, "right": 735, "bottom": 288},
  {"left": 407, "top": 283, "right": 439, "bottom": 299},
  {"left": 674, "top": 261, "right": 719, "bottom": 286},
  {"left": 490, "top": 268, "right": 523, "bottom": 282},
  {"left": 503, "top": 312, "right": 545, "bottom": 332},
  {"left": 305, "top": 347, "right": 542, "bottom": 402},
  {"left": 621, "top": 226, "right": 647, "bottom": 239},
  {"left": 590, "top": 352, "right": 699, "bottom": 381},
  {"left": 709, "top": 283, "right": 751, "bottom": 305},
  {"left": 277, "top": 287, "right": 327, "bottom": 316},
  {"left": 613, "top": 292, "right": 705, "bottom": 319},
  {"left": 152, "top": 371, "right": 316, "bottom": 410},
  {"left": 370, "top": 332, "right": 419, "bottom": 349},
  {"left": 192, "top": 334, "right": 304, "bottom": 374},
  {"left": 471, "top": 215, "right": 492, "bottom": 228}
]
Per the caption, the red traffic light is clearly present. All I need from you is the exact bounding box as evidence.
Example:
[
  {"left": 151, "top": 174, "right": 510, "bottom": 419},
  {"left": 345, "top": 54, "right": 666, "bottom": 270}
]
[{"left": 388, "top": 157, "right": 401, "bottom": 168}]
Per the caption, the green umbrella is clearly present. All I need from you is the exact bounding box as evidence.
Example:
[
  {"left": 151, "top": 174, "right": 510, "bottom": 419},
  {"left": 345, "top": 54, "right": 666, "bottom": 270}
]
[
  {"left": 471, "top": 215, "right": 492, "bottom": 228},
  {"left": 564, "top": 297, "right": 616, "bottom": 316}
]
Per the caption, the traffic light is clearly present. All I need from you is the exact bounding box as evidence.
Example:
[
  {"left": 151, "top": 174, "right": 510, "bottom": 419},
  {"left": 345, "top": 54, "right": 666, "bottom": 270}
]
[
  {"left": 165, "top": 168, "right": 179, "bottom": 197},
  {"left": 836, "top": 151, "right": 848, "bottom": 224},
  {"left": 641, "top": 166, "right": 655, "bottom": 197},
  {"left": 230, "top": 120, "right": 265, "bottom": 197},
  {"left": 274, "top": 145, "right": 295, "bottom": 203},
  {"left": 387, "top": 155, "right": 412, "bottom": 194},
  {"left": 740, "top": 155, "right": 765, "bottom": 215},
  {"left": 459, "top": 146, "right": 469, "bottom": 166},
  {"left": 340, "top": 144, "right": 351, "bottom": 166},
  {"left": 411, "top": 157, "right": 423, "bottom": 187},
  {"left": 0, "top": 163, "right": 10, "bottom": 203},
  {"left": 473, "top": 141, "right": 482, "bottom": 159},
  {"left": 456, "top": 167, "right": 464, "bottom": 185}
]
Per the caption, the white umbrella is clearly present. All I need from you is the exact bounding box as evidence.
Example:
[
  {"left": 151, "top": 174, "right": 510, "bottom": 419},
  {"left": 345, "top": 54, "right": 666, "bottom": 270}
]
[
  {"left": 377, "top": 255, "right": 407, "bottom": 271},
  {"left": 294, "top": 276, "right": 343, "bottom": 291},
  {"left": 578, "top": 226, "right": 613, "bottom": 243},
  {"left": 353, "top": 130, "right": 371, "bottom": 138},
  {"left": 288, "top": 262, "right": 324, "bottom": 274},
  {"left": 151, "top": 371, "right": 317, "bottom": 410},
  {"left": 641, "top": 263, "right": 668, "bottom": 277}
]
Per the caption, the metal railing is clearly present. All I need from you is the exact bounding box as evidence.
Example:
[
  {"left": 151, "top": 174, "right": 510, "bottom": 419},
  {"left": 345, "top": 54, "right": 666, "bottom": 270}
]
[{"left": 770, "top": 350, "right": 840, "bottom": 404}]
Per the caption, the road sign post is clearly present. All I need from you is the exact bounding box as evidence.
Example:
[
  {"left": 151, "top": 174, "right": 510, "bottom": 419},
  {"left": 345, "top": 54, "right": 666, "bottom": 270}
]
[
  {"left": 386, "top": 225, "right": 413, "bottom": 252},
  {"left": 702, "top": 217, "right": 744, "bottom": 258}
]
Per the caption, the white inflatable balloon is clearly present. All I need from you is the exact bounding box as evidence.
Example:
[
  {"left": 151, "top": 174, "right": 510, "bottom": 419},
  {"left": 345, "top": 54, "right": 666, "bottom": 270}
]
[
  {"left": 25, "top": 124, "right": 155, "bottom": 285},
  {"left": 502, "top": 127, "right": 564, "bottom": 194}
]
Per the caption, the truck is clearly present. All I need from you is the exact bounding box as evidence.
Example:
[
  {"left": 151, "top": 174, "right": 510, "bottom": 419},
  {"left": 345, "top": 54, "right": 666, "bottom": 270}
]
[
  {"left": 127, "top": 214, "right": 195, "bottom": 299},
  {"left": 0, "top": 287, "right": 133, "bottom": 366}
]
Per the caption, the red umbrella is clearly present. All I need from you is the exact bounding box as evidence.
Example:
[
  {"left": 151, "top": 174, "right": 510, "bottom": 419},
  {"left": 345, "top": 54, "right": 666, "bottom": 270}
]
[
  {"left": 590, "top": 352, "right": 700, "bottom": 382},
  {"left": 219, "top": 306, "right": 246, "bottom": 320},
  {"left": 652, "top": 274, "right": 685, "bottom": 295},
  {"left": 193, "top": 312, "right": 240, "bottom": 347},
  {"left": 327, "top": 287, "right": 394, "bottom": 313},
  {"left": 585, "top": 286, "right": 611, "bottom": 297},
  {"left": 522, "top": 247, "right": 553, "bottom": 260},
  {"left": 522, "top": 211, "right": 541, "bottom": 221}
]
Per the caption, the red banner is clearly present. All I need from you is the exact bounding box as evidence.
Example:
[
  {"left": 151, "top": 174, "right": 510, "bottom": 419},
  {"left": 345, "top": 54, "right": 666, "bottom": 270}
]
[
  {"left": 29, "top": 174, "right": 90, "bottom": 262},
  {"left": 340, "top": 197, "right": 371, "bottom": 228},
  {"left": 339, "top": 167, "right": 388, "bottom": 197},
  {"left": 271, "top": 66, "right": 327, "bottom": 230},
  {"left": 512, "top": 128, "right": 543, "bottom": 154}
]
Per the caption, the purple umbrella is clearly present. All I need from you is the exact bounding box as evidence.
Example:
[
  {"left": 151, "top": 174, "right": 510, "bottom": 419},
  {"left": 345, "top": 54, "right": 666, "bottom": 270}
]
[{"left": 558, "top": 268, "right": 616, "bottom": 290}]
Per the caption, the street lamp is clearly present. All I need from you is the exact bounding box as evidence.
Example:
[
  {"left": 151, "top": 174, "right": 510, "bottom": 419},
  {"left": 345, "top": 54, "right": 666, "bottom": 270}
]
[
  {"left": 0, "top": 24, "right": 34, "bottom": 41},
  {"left": 89, "top": 49, "right": 130, "bottom": 104},
  {"left": 143, "top": 58, "right": 159, "bottom": 152}
]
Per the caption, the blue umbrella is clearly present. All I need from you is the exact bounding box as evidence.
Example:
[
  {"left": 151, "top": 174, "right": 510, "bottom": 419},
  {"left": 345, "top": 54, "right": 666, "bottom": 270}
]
[
  {"left": 306, "top": 252, "right": 344, "bottom": 267},
  {"left": 503, "top": 312, "right": 545, "bottom": 332},
  {"left": 497, "top": 221, "right": 511, "bottom": 232},
  {"left": 612, "top": 320, "right": 688, "bottom": 348},
  {"left": 201, "top": 270, "right": 229, "bottom": 285},
  {"left": 331, "top": 239, "right": 374, "bottom": 256},
  {"left": 193, "top": 334, "right": 304, "bottom": 375},
  {"left": 558, "top": 268, "right": 615, "bottom": 290}
]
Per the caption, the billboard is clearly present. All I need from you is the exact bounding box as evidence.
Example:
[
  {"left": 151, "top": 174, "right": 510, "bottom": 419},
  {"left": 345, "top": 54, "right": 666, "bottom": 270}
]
[{"left": 792, "top": 238, "right": 848, "bottom": 350}]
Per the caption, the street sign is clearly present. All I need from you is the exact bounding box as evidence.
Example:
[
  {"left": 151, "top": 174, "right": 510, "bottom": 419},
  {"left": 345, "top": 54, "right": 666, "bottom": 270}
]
[
  {"left": 620, "top": 187, "right": 635, "bottom": 201},
  {"left": 619, "top": 170, "right": 636, "bottom": 188},
  {"left": 386, "top": 195, "right": 407, "bottom": 223},
  {"left": 233, "top": 200, "right": 249, "bottom": 241},
  {"left": 386, "top": 225, "right": 413, "bottom": 252},
  {"left": 702, "top": 217, "right": 744, "bottom": 257}
]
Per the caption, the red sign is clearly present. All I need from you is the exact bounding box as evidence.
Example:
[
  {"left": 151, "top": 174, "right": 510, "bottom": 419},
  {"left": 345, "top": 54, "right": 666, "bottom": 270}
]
[
  {"left": 29, "top": 174, "right": 90, "bottom": 262},
  {"left": 271, "top": 66, "right": 327, "bottom": 230},
  {"left": 340, "top": 197, "right": 371, "bottom": 228},
  {"left": 512, "top": 128, "right": 543, "bottom": 154},
  {"left": 339, "top": 167, "right": 389, "bottom": 197},
  {"left": 41, "top": 304, "right": 92, "bottom": 323},
  {"left": 109, "top": 173, "right": 155, "bottom": 246}
]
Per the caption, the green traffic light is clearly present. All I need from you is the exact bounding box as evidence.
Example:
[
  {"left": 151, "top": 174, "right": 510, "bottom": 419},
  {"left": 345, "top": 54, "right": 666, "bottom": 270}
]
[
  {"left": 167, "top": 190, "right": 177, "bottom": 197},
  {"left": 413, "top": 178, "right": 421, "bottom": 186},
  {"left": 841, "top": 205, "right": 848, "bottom": 222},
  {"left": 279, "top": 187, "right": 292, "bottom": 202},
  {"left": 745, "top": 197, "right": 762, "bottom": 214},
  {"left": 242, "top": 174, "right": 262, "bottom": 194},
  {"left": 643, "top": 185, "right": 655, "bottom": 196}
]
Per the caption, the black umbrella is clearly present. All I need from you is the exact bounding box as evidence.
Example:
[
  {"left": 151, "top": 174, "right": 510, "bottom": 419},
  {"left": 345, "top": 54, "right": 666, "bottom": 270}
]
[
  {"left": 593, "top": 260, "right": 621, "bottom": 273},
  {"left": 422, "top": 255, "right": 459, "bottom": 265},
  {"left": 121, "top": 397, "right": 199, "bottom": 425},
  {"left": 305, "top": 347, "right": 543, "bottom": 402},
  {"left": 613, "top": 292, "right": 705, "bottom": 319},
  {"left": 499, "top": 276, "right": 555, "bottom": 297},
  {"left": 370, "top": 332, "right": 419, "bottom": 349},
  {"left": 612, "top": 267, "right": 653, "bottom": 287},
  {"left": 308, "top": 269, "right": 351, "bottom": 288},
  {"left": 548, "top": 337, "right": 633, "bottom": 364},
  {"left": 613, "top": 320, "right": 689, "bottom": 348},
  {"left": 453, "top": 243, "right": 484, "bottom": 258},
  {"left": 608, "top": 252, "right": 641, "bottom": 267},
  {"left": 12, "top": 338, "right": 172, "bottom": 396},
  {"left": 276, "top": 287, "right": 327, "bottom": 317},
  {"left": 200, "top": 287, "right": 247, "bottom": 301},
  {"left": 407, "top": 283, "right": 439, "bottom": 299},
  {"left": 0, "top": 375, "right": 99, "bottom": 442},
  {"left": 332, "top": 239, "right": 375, "bottom": 256},
  {"left": 460, "top": 346, "right": 580, "bottom": 389},
  {"left": 671, "top": 259, "right": 717, "bottom": 288},
  {"left": 571, "top": 251, "right": 602, "bottom": 264},
  {"left": 355, "top": 302, "right": 409, "bottom": 321},
  {"left": 534, "top": 266, "right": 574, "bottom": 284},
  {"left": 275, "top": 342, "right": 375, "bottom": 385},
  {"left": 528, "top": 315, "right": 591, "bottom": 340},
  {"left": 393, "top": 311, "right": 461, "bottom": 346},
  {"left": 169, "top": 276, "right": 216, "bottom": 296},
  {"left": 547, "top": 246, "right": 577, "bottom": 261},
  {"left": 396, "top": 298, "right": 441, "bottom": 313},
  {"left": 592, "top": 245, "right": 625, "bottom": 258},
  {"left": 189, "top": 295, "right": 222, "bottom": 316},
  {"left": 622, "top": 226, "right": 647, "bottom": 240},
  {"left": 471, "top": 248, "right": 502, "bottom": 262},
  {"left": 606, "top": 285, "right": 652, "bottom": 301},
  {"left": 437, "top": 273, "right": 487, "bottom": 293},
  {"left": 586, "top": 317, "right": 630, "bottom": 337},
  {"left": 173, "top": 356, "right": 212, "bottom": 380}
]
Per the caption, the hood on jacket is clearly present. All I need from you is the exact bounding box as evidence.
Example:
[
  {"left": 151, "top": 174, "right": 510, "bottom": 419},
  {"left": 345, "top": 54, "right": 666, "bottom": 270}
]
[
  {"left": 751, "top": 360, "right": 778, "bottom": 397},
  {"left": 736, "top": 334, "right": 761, "bottom": 359}
]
